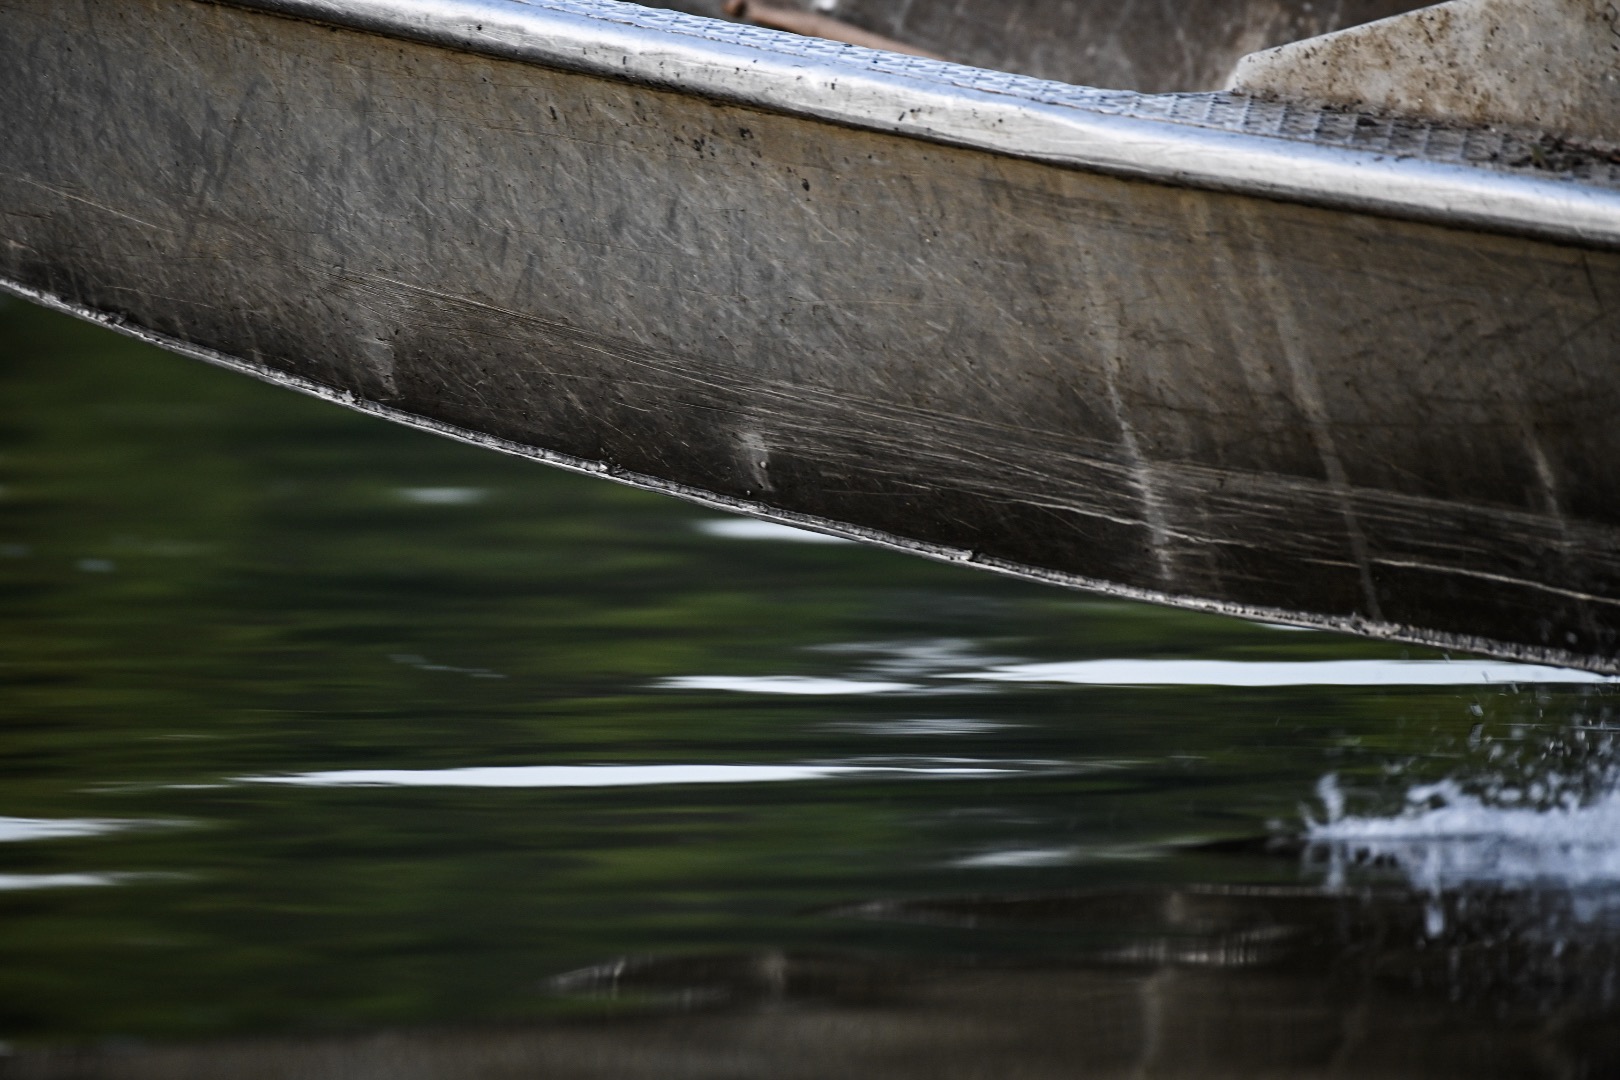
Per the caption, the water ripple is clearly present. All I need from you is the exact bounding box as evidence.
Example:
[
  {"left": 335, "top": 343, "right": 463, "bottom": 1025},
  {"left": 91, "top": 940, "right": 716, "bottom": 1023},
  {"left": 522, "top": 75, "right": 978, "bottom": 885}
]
[
  {"left": 656, "top": 675, "right": 919, "bottom": 695},
  {"left": 234, "top": 760, "right": 1058, "bottom": 788},
  {"left": 946, "top": 658, "right": 1616, "bottom": 687}
]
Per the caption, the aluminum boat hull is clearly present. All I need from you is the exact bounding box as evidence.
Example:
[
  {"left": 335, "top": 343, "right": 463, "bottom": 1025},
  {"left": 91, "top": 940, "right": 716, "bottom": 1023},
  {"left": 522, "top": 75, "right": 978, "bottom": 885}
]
[{"left": 4, "top": 0, "right": 1620, "bottom": 669}]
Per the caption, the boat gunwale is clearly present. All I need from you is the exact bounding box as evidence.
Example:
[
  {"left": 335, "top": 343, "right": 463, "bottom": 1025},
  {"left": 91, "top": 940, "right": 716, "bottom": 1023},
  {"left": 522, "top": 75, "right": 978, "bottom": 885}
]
[{"left": 208, "top": 0, "right": 1620, "bottom": 250}]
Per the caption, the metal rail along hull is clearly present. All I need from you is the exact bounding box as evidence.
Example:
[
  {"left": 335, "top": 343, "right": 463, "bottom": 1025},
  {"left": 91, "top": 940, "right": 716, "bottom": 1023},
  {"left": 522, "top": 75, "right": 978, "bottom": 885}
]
[{"left": 5, "top": 0, "right": 1620, "bottom": 669}]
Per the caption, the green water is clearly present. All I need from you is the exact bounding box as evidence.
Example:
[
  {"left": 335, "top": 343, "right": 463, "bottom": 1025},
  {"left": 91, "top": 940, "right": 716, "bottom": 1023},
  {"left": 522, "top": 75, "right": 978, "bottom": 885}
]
[{"left": 3, "top": 296, "right": 1620, "bottom": 1076}]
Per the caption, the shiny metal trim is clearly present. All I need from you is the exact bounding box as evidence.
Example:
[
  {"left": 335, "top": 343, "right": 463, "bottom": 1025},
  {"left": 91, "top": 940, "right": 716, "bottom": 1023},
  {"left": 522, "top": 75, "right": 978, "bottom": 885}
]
[
  {"left": 4, "top": 272, "right": 1603, "bottom": 673},
  {"left": 217, "top": 0, "right": 1620, "bottom": 248}
]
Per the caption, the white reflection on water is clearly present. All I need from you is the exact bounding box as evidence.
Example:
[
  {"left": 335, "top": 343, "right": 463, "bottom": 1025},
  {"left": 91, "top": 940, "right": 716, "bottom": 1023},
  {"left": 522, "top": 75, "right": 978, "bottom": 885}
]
[
  {"left": 237, "top": 761, "right": 1031, "bottom": 788},
  {"left": 658, "top": 675, "right": 919, "bottom": 695},
  {"left": 694, "top": 519, "right": 853, "bottom": 543},
  {"left": 953, "top": 847, "right": 1077, "bottom": 868},
  {"left": 0, "top": 873, "right": 134, "bottom": 891},
  {"left": 948, "top": 659, "right": 1616, "bottom": 687},
  {"left": 0, "top": 816, "right": 142, "bottom": 842},
  {"left": 953, "top": 841, "right": 1165, "bottom": 868},
  {"left": 814, "top": 638, "right": 1017, "bottom": 678},
  {"left": 397, "top": 487, "right": 486, "bottom": 505}
]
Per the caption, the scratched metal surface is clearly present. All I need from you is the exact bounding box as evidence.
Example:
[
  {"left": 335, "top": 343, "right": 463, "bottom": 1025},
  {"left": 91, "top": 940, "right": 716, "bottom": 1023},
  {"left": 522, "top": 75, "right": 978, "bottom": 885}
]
[
  {"left": 216, "top": 0, "right": 1620, "bottom": 247},
  {"left": 3, "top": 0, "right": 1620, "bottom": 669}
]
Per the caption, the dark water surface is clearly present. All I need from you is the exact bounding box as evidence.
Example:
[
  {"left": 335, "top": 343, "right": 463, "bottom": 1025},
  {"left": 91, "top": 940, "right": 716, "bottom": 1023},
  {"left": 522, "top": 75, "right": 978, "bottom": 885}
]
[{"left": 5, "top": 297, "right": 1620, "bottom": 1077}]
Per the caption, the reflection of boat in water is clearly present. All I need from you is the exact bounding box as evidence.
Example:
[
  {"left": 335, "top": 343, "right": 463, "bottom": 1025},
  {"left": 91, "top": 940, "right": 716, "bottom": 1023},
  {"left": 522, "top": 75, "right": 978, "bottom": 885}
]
[
  {"left": 6, "top": 0, "right": 1620, "bottom": 669},
  {"left": 16, "top": 882, "right": 1620, "bottom": 1077}
]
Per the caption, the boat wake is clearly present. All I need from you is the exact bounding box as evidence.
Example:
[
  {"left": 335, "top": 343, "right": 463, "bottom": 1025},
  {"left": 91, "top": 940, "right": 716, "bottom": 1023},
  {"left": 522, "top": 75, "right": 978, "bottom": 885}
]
[
  {"left": 1303, "top": 721, "right": 1620, "bottom": 942},
  {"left": 1308, "top": 772, "right": 1620, "bottom": 893}
]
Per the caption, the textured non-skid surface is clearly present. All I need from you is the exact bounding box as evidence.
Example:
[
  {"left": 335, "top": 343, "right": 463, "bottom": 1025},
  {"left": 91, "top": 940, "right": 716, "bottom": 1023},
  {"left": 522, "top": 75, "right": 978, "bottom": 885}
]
[{"left": 482, "top": 0, "right": 1620, "bottom": 186}]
